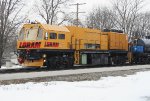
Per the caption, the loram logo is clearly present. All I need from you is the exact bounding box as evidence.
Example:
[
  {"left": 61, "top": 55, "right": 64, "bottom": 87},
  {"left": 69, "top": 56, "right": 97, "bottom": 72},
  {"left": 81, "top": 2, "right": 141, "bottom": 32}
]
[
  {"left": 44, "top": 42, "right": 59, "bottom": 47},
  {"left": 19, "top": 42, "right": 59, "bottom": 48},
  {"left": 19, "top": 42, "right": 41, "bottom": 48}
]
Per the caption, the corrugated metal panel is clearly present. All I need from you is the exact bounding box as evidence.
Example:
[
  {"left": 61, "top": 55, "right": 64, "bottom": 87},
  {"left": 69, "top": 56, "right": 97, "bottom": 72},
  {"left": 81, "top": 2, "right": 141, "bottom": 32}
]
[
  {"left": 108, "top": 32, "right": 128, "bottom": 50},
  {"left": 41, "top": 24, "right": 70, "bottom": 32},
  {"left": 100, "top": 34, "right": 108, "bottom": 50}
]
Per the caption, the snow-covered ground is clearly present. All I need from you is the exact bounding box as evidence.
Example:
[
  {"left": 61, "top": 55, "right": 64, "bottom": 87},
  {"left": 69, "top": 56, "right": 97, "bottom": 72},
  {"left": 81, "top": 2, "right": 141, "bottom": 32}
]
[
  {"left": 1, "top": 55, "right": 21, "bottom": 69},
  {"left": 1, "top": 65, "right": 22, "bottom": 69},
  {"left": 0, "top": 71, "right": 150, "bottom": 101}
]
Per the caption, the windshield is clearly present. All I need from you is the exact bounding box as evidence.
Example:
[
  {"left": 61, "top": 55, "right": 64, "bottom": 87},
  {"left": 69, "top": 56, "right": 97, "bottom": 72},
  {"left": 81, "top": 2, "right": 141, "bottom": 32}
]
[
  {"left": 25, "top": 27, "right": 38, "bottom": 40},
  {"left": 37, "top": 28, "right": 43, "bottom": 40},
  {"left": 18, "top": 28, "right": 25, "bottom": 40}
]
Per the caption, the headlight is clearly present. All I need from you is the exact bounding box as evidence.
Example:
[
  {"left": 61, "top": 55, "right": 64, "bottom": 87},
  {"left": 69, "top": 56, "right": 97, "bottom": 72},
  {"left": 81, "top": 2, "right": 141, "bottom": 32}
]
[
  {"left": 43, "top": 59, "right": 46, "bottom": 62},
  {"left": 43, "top": 54, "right": 46, "bottom": 58}
]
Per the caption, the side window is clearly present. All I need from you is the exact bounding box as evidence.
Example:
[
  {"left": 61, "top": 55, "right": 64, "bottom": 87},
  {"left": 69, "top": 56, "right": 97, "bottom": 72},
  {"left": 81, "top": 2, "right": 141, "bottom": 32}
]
[
  {"left": 37, "top": 28, "right": 43, "bottom": 40},
  {"left": 58, "top": 34, "right": 65, "bottom": 39},
  {"left": 50, "top": 33, "right": 57, "bottom": 39}
]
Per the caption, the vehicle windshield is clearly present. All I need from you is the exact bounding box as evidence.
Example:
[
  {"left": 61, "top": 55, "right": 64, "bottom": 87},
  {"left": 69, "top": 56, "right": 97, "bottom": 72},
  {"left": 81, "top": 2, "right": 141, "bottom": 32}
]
[
  {"left": 25, "top": 27, "right": 38, "bottom": 40},
  {"left": 18, "top": 26, "right": 43, "bottom": 41},
  {"left": 18, "top": 28, "right": 25, "bottom": 40},
  {"left": 37, "top": 28, "right": 43, "bottom": 40}
]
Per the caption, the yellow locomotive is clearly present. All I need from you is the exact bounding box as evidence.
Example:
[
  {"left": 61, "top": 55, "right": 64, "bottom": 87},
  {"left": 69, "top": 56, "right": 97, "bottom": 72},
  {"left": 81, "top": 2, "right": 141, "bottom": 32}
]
[{"left": 17, "top": 22, "right": 128, "bottom": 68}]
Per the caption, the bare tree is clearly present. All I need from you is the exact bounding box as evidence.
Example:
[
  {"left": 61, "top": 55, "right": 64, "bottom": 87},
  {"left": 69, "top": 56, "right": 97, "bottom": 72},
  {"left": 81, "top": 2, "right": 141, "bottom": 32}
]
[
  {"left": 35, "top": 0, "right": 70, "bottom": 25},
  {"left": 112, "top": 0, "right": 144, "bottom": 39},
  {"left": 0, "top": 0, "right": 24, "bottom": 67},
  {"left": 132, "top": 12, "right": 150, "bottom": 38},
  {"left": 67, "top": 16, "right": 84, "bottom": 27},
  {"left": 86, "top": 7, "right": 116, "bottom": 30}
]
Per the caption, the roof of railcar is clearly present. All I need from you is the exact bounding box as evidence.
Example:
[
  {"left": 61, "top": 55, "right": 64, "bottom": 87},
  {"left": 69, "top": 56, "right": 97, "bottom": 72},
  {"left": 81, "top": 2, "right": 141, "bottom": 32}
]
[
  {"left": 41, "top": 24, "right": 70, "bottom": 32},
  {"left": 22, "top": 23, "right": 70, "bottom": 32}
]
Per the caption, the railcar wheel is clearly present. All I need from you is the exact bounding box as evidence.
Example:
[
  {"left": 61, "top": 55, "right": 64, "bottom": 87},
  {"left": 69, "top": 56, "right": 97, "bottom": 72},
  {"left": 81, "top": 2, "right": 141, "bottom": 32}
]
[
  {"left": 67, "top": 56, "right": 74, "bottom": 68},
  {"left": 47, "top": 57, "right": 58, "bottom": 69},
  {"left": 46, "top": 59, "right": 53, "bottom": 70},
  {"left": 55, "top": 61, "right": 61, "bottom": 69},
  {"left": 46, "top": 55, "right": 74, "bottom": 69}
]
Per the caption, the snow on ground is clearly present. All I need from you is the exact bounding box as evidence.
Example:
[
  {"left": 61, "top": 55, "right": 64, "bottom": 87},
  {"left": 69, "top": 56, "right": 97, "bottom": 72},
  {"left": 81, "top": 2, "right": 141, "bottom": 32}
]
[
  {"left": 1, "top": 65, "right": 22, "bottom": 69},
  {"left": 0, "top": 71, "right": 150, "bottom": 101},
  {"left": 1, "top": 56, "right": 21, "bottom": 69}
]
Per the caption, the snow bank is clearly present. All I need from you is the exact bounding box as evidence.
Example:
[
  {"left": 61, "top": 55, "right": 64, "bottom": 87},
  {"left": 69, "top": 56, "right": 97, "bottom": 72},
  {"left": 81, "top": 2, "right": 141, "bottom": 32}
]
[{"left": 0, "top": 71, "right": 150, "bottom": 101}]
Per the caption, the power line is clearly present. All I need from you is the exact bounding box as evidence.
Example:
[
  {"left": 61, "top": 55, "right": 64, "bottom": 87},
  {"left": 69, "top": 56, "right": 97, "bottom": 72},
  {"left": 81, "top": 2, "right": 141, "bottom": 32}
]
[{"left": 70, "top": 3, "right": 86, "bottom": 27}]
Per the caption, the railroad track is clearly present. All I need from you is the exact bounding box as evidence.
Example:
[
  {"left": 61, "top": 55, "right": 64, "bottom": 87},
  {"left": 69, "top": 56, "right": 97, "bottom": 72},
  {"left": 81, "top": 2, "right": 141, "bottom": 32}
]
[
  {"left": 0, "top": 67, "right": 47, "bottom": 74},
  {"left": 0, "top": 64, "right": 127, "bottom": 74},
  {"left": 0, "top": 64, "right": 150, "bottom": 81},
  {"left": 0, "top": 64, "right": 143, "bottom": 74}
]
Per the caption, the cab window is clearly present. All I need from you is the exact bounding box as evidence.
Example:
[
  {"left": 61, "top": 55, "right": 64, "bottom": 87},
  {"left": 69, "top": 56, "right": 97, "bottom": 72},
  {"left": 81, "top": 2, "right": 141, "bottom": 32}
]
[
  {"left": 26, "top": 27, "right": 38, "bottom": 40},
  {"left": 37, "top": 28, "right": 43, "bottom": 40},
  {"left": 18, "top": 28, "right": 25, "bottom": 40},
  {"left": 50, "top": 33, "right": 57, "bottom": 39},
  {"left": 58, "top": 34, "right": 65, "bottom": 39}
]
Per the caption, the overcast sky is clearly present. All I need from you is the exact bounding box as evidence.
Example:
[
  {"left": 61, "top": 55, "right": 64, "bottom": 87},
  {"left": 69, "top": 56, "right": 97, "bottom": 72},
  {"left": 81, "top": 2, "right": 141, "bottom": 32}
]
[{"left": 23, "top": 0, "right": 150, "bottom": 24}]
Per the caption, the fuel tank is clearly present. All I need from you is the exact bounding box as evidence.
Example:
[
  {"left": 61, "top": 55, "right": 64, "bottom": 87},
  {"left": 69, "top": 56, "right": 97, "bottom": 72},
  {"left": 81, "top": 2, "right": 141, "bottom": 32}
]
[{"left": 137, "top": 38, "right": 150, "bottom": 52}]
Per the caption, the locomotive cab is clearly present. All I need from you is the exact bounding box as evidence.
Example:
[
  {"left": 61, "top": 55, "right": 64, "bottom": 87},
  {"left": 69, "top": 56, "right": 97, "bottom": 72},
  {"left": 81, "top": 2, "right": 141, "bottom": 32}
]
[{"left": 18, "top": 23, "right": 71, "bottom": 49}]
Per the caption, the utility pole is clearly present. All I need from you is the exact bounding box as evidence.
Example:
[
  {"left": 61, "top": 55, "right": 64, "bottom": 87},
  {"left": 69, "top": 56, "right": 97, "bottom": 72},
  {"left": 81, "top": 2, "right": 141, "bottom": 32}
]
[{"left": 71, "top": 3, "right": 86, "bottom": 27}]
